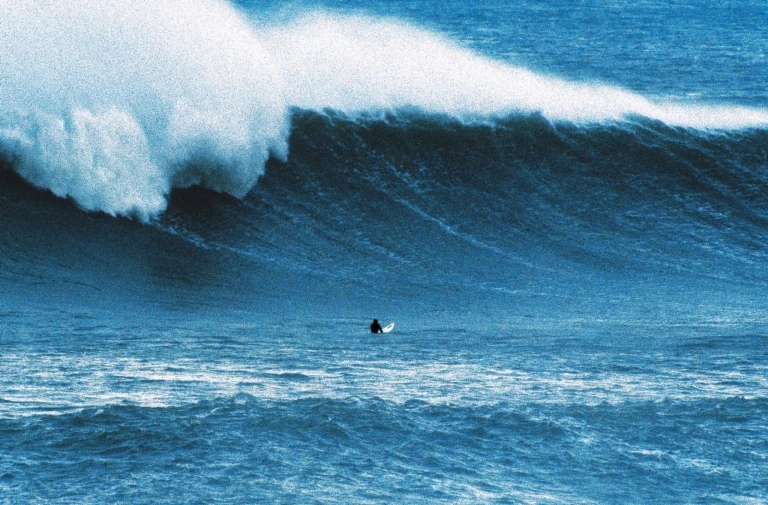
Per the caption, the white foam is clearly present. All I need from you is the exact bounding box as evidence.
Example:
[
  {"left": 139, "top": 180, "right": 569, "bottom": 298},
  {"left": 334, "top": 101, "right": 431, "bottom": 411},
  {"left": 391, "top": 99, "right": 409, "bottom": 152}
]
[
  {"left": 2, "top": 3, "right": 767, "bottom": 218},
  {"left": 0, "top": 0, "right": 288, "bottom": 220}
]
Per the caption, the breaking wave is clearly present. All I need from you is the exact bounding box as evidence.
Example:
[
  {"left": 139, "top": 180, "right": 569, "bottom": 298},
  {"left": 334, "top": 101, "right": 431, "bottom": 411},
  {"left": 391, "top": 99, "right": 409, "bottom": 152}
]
[{"left": 2, "top": 0, "right": 768, "bottom": 219}]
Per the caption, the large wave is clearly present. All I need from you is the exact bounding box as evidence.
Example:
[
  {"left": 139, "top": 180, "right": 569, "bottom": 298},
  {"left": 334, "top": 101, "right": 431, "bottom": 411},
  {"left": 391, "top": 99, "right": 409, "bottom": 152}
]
[{"left": 2, "top": 0, "right": 768, "bottom": 219}]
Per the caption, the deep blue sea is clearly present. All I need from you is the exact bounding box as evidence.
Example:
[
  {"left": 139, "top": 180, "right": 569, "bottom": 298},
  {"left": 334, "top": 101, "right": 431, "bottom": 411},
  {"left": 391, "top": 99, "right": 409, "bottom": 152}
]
[{"left": 2, "top": 1, "right": 768, "bottom": 503}]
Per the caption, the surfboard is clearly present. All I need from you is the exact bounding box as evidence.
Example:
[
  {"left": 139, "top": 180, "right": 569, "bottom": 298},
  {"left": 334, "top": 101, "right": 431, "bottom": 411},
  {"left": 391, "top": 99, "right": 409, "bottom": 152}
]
[{"left": 382, "top": 322, "right": 395, "bottom": 333}]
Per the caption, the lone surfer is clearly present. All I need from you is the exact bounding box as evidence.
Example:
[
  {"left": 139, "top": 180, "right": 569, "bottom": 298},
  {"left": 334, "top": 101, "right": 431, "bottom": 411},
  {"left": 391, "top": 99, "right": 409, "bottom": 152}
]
[{"left": 370, "top": 319, "right": 383, "bottom": 333}]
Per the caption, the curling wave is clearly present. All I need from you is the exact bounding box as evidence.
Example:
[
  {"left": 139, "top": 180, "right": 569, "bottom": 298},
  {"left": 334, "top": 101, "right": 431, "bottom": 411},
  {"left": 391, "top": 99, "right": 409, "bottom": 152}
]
[{"left": 1, "top": 1, "right": 768, "bottom": 219}]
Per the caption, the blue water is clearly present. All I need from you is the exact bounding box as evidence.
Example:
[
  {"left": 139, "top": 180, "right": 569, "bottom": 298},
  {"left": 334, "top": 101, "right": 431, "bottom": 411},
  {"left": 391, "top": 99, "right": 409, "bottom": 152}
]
[{"left": 2, "top": 1, "right": 768, "bottom": 503}]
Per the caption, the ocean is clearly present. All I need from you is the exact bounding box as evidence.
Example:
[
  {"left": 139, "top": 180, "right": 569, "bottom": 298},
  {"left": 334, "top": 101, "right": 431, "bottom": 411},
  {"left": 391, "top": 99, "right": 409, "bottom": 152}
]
[{"left": 1, "top": 0, "right": 767, "bottom": 503}]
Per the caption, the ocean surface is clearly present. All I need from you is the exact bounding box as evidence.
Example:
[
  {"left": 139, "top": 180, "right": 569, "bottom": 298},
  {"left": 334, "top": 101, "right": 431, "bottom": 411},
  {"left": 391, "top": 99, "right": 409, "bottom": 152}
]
[{"left": 1, "top": 1, "right": 768, "bottom": 503}]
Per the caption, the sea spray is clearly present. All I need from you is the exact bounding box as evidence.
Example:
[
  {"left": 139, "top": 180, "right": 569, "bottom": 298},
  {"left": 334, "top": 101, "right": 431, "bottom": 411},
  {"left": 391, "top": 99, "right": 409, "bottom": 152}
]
[{"left": 264, "top": 12, "right": 768, "bottom": 128}]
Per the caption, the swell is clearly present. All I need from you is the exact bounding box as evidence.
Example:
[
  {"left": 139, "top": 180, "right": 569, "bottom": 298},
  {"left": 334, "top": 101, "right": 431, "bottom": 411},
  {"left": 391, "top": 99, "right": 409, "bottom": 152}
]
[{"left": 3, "top": 109, "right": 768, "bottom": 320}]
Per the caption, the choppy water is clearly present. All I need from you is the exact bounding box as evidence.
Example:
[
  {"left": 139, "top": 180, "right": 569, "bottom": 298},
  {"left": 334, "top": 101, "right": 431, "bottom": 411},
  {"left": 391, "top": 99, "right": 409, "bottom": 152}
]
[{"left": 2, "top": 316, "right": 767, "bottom": 503}]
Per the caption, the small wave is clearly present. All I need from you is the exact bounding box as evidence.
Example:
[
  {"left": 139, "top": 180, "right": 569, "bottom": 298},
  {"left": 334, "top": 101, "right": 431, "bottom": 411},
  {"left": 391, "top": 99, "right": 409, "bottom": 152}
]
[{"left": 262, "top": 371, "right": 313, "bottom": 382}]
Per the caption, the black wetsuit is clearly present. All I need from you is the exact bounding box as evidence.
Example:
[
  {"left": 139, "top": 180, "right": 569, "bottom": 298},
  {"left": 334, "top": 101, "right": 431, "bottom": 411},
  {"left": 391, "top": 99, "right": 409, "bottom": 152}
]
[{"left": 370, "top": 320, "right": 383, "bottom": 333}]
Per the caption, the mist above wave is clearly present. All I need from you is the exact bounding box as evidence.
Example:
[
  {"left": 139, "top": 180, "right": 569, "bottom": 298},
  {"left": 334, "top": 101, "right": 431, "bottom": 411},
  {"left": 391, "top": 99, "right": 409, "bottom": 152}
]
[
  {"left": 268, "top": 12, "right": 768, "bottom": 129},
  {"left": 1, "top": 1, "right": 767, "bottom": 219}
]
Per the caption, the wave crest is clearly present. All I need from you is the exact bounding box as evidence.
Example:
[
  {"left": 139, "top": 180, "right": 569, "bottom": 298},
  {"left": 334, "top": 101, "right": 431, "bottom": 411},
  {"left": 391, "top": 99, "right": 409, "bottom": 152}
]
[{"left": 2, "top": 2, "right": 767, "bottom": 218}]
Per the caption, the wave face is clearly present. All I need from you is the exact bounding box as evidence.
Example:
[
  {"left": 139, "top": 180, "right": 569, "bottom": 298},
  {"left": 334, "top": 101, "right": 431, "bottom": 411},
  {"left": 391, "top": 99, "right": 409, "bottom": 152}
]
[
  {"left": 2, "top": 0, "right": 768, "bottom": 322},
  {"left": 174, "top": 111, "right": 768, "bottom": 317}
]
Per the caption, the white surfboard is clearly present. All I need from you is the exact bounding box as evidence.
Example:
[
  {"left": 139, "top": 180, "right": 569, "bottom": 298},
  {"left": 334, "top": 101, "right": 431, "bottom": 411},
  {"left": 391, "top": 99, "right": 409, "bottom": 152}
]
[{"left": 382, "top": 322, "right": 395, "bottom": 333}]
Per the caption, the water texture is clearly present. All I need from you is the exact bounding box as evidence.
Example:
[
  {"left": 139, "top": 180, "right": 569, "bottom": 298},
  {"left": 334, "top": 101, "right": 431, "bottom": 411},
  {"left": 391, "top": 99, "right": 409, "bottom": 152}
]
[{"left": 1, "top": 1, "right": 767, "bottom": 503}]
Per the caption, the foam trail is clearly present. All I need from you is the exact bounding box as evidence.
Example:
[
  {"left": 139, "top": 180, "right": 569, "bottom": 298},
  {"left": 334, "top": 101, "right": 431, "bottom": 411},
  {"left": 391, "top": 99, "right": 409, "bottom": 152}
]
[{"left": 2, "top": 3, "right": 768, "bottom": 219}]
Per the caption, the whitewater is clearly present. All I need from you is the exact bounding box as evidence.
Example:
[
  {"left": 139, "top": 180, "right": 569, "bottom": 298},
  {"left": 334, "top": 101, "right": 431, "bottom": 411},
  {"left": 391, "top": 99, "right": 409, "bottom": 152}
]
[
  {"left": 2, "top": 1, "right": 768, "bottom": 503},
  {"left": 2, "top": 0, "right": 768, "bottom": 219}
]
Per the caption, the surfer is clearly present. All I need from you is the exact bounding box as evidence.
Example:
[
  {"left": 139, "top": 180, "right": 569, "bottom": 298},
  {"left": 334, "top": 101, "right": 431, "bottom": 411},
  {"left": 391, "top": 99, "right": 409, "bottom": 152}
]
[{"left": 370, "top": 319, "right": 383, "bottom": 333}]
